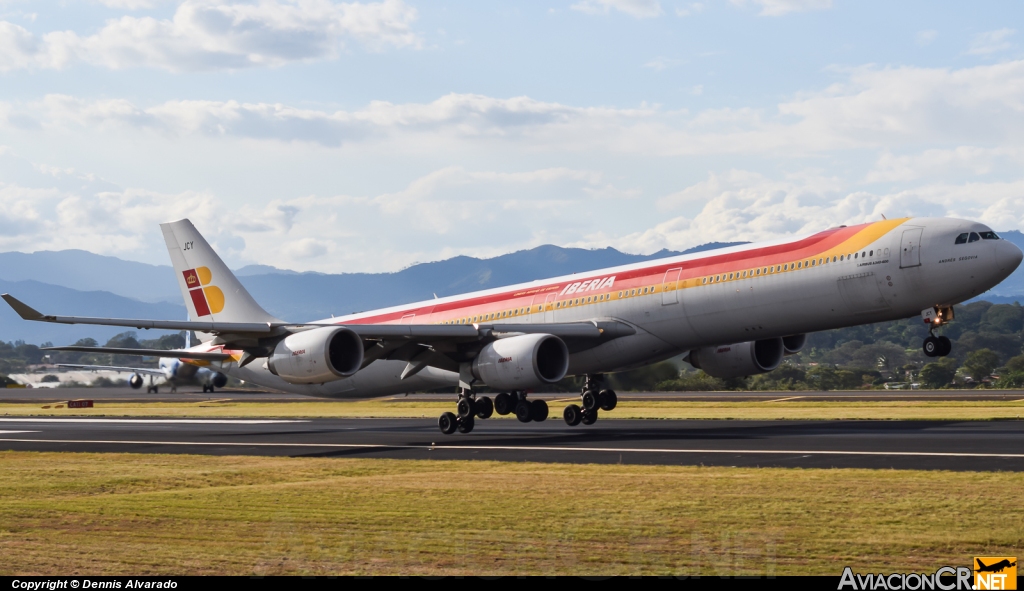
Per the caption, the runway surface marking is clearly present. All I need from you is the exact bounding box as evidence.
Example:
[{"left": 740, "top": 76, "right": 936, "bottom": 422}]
[
  {"left": 0, "top": 431, "right": 38, "bottom": 434},
  {"left": 4, "top": 437, "right": 1024, "bottom": 459},
  {"left": 763, "top": 396, "right": 804, "bottom": 403},
  {"left": 0, "top": 418, "right": 307, "bottom": 424}
]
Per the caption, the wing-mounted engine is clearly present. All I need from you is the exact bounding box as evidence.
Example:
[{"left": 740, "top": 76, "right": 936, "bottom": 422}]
[
  {"left": 471, "top": 333, "right": 569, "bottom": 390},
  {"left": 129, "top": 373, "right": 144, "bottom": 389},
  {"left": 688, "top": 337, "right": 784, "bottom": 379},
  {"left": 267, "top": 327, "right": 364, "bottom": 384},
  {"left": 783, "top": 334, "right": 806, "bottom": 355},
  {"left": 211, "top": 372, "right": 228, "bottom": 388}
]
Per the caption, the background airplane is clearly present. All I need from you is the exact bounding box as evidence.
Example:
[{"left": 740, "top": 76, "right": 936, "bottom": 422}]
[{"left": 6, "top": 216, "right": 1021, "bottom": 434}]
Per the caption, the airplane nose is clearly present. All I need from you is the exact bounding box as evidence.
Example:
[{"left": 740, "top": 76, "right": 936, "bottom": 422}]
[{"left": 1000, "top": 241, "right": 1024, "bottom": 272}]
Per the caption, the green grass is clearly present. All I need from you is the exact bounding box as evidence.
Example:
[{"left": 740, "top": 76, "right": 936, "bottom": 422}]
[
  {"left": 0, "top": 452, "right": 1020, "bottom": 575},
  {"left": 3, "top": 398, "right": 1024, "bottom": 420}
]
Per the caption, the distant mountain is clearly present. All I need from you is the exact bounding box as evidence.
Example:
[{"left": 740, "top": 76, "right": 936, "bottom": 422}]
[
  {"left": 0, "top": 278, "right": 185, "bottom": 344},
  {"left": 0, "top": 250, "right": 180, "bottom": 304}
]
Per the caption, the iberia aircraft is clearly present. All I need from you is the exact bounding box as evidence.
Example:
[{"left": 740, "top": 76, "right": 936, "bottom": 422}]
[{"left": 4, "top": 217, "right": 1021, "bottom": 435}]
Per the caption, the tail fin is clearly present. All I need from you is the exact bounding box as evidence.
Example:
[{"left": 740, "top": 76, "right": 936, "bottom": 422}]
[{"left": 161, "top": 219, "right": 281, "bottom": 333}]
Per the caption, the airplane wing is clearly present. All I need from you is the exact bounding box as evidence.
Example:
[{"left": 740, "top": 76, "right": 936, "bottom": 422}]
[
  {"left": 5, "top": 292, "right": 634, "bottom": 342},
  {"left": 57, "top": 364, "right": 165, "bottom": 375},
  {"left": 44, "top": 345, "right": 233, "bottom": 361}
]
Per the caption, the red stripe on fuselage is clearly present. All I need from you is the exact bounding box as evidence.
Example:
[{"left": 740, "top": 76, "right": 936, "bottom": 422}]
[{"left": 341, "top": 223, "right": 870, "bottom": 325}]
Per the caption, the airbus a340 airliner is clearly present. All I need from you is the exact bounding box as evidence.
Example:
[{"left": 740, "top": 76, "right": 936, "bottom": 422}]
[{"left": 4, "top": 217, "right": 1020, "bottom": 434}]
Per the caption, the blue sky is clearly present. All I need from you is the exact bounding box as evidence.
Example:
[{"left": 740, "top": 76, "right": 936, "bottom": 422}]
[{"left": 0, "top": 0, "right": 1022, "bottom": 272}]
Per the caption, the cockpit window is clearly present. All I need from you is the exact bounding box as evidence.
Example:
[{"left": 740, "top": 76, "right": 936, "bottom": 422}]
[
  {"left": 955, "top": 233, "right": 969, "bottom": 244},
  {"left": 968, "top": 232, "right": 981, "bottom": 243},
  {"left": 980, "top": 231, "right": 1000, "bottom": 240}
]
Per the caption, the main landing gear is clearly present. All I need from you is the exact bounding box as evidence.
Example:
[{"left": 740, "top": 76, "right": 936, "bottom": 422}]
[
  {"left": 563, "top": 374, "right": 617, "bottom": 427},
  {"left": 438, "top": 390, "right": 548, "bottom": 434}
]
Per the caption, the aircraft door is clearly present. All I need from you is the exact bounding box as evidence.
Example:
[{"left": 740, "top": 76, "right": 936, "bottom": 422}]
[
  {"left": 662, "top": 268, "right": 682, "bottom": 305},
  {"left": 533, "top": 293, "right": 556, "bottom": 322},
  {"left": 900, "top": 228, "right": 923, "bottom": 268},
  {"left": 400, "top": 314, "right": 415, "bottom": 324}
]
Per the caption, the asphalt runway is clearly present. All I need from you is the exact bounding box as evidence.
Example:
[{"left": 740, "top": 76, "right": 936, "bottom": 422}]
[
  {"left": 1, "top": 416, "right": 1023, "bottom": 471},
  {"left": 4, "top": 386, "right": 1024, "bottom": 403}
]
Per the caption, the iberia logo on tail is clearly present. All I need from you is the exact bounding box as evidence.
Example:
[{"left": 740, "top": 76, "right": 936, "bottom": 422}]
[{"left": 182, "top": 267, "right": 224, "bottom": 317}]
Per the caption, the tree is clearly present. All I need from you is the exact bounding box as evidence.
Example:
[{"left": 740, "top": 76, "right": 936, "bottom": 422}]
[
  {"left": 920, "top": 360, "right": 957, "bottom": 388},
  {"left": 963, "top": 348, "right": 1000, "bottom": 383}
]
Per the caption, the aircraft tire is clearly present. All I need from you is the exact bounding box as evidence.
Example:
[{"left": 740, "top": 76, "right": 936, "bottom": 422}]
[
  {"left": 598, "top": 389, "right": 617, "bottom": 411},
  {"left": 456, "top": 397, "right": 476, "bottom": 419},
  {"left": 515, "top": 401, "right": 533, "bottom": 423},
  {"left": 530, "top": 399, "right": 549, "bottom": 422},
  {"left": 581, "top": 408, "right": 598, "bottom": 425},
  {"left": 937, "top": 336, "right": 952, "bottom": 357},
  {"left": 438, "top": 412, "right": 458, "bottom": 435},
  {"left": 457, "top": 415, "right": 475, "bottom": 434},
  {"left": 563, "top": 404, "right": 583, "bottom": 426},
  {"left": 475, "top": 396, "right": 494, "bottom": 419},
  {"left": 202, "top": 385, "right": 209, "bottom": 393},
  {"left": 494, "top": 393, "right": 512, "bottom": 415},
  {"left": 581, "top": 389, "right": 599, "bottom": 411},
  {"left": 923, "top": 336, "right": 939, "bottom": 357}
]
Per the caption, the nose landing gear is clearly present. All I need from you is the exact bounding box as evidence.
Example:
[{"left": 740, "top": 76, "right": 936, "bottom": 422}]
[
  {"left": 564, "top": 374, "right": 617, "bottom": 426},
  {"left": 923, "top": 335, "right": 951, "bottom": 358}
]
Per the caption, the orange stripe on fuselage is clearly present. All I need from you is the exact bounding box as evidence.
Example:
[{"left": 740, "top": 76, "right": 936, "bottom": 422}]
[{"left": 341, "top": 218, "right": 909, "bottom": 326}]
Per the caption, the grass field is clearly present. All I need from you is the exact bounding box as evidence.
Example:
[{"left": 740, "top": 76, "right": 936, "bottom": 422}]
[
  {"left": 3, "top": 398, "right": 1024, "bottom": 420},
  {"left": 0, "top": 451, "right": 1020, "bottom": 576}
]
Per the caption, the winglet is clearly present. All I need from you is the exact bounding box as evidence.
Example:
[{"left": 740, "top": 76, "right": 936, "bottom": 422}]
[{"left": 2, "top": 294, "right": 47, "bottom": 321}]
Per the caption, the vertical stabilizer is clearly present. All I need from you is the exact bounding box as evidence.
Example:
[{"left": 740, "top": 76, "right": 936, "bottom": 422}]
[{"left": 160, "top": 219, "right": 281, "bottom": 330}]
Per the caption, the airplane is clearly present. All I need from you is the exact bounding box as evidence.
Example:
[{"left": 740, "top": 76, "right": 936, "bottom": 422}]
[
  {"left": 976, "top": 558, "right": 1016, "bottom": 573},
  {"left": 2, "top": 216, "right": 1020, "bottom": 435},
  {"left": 55, "top": 332, "right": 228, "bottom": 393}
]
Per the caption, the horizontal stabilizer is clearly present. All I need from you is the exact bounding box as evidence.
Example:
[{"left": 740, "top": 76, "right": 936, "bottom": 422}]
[{"left": 45, "top": 346, "right": 233, "bottom": 361}]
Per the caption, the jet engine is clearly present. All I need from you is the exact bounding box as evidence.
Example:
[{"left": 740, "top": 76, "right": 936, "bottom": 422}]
[
  {"left": 783, "top": 334, "right": 806, "bottom": 355},
  {"left": 129, "top": 373, "right": 143, "bottom": 389},
  {"left": 688, "top": 337, "right": 784, "bottom": 379},
  {"left": 211, "top": 372, "right": 228, "bottom": 388},
  {"left": 471, "top": 333, "right": 569, "bottom": 390},
  {"left": 267, "top": 327, "right": 364, "bottom": 385}
]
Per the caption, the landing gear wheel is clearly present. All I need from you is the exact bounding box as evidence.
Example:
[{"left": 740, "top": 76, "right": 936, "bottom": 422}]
[
  {"left": 937, "top": 336, "right": 952, "bottom": 357},
  {"left": 515, "top": 401, "right": 533, "bottom": 423},
  {"left": 457, "top": 415, "right": 475, "bottom": 434},
  {"left": 202, "top": 385, "right": 209, "bottom": 393},
  {"left": 598, "top": 389, "right": 617, "bottom": 411},
  {"left": 438, "top": 412, "right": 458, "bottom": 435},
  {"left": 494, "top": 393, "right": 513, "bottom": 415},
  {"left": 582, "top": 389, "right": 599, "bottom": 411},
  {"left": 530, "top": 399, "right": 549, "bottom": 422},
  {"left": 475, "top": 396, "right": 494, "bottom": 419},
  {"left": 581, "top": 408, "right": 598, "bottom": 425},
  {"left": 457, "top": 397, "right": 476, "bottom": 419},
  {"left": 923, "top": 336, "right": 939, "bottom": 357},
  {"left": 563, "top": 404, "right": 583, "bottom": 426}
]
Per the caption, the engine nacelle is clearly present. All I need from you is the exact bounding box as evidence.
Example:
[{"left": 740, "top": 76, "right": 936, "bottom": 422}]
[
  {"left": 783, "top": 334, "right": 806, "bottom": 355},
  {"left": 267, "top": 327, "right": 364, "bottom": 384},
  {"left": 129, "top": 373, "right": 143, "bottom": 389},
  {"left": 211, "top": 372, "right": 228, "bottom": 388},
  {"left": 688, "top": 338, "right": 784, "bottom": 379},
  {"left": 472, "top": 333, "right": 569, "bottom": 390}
]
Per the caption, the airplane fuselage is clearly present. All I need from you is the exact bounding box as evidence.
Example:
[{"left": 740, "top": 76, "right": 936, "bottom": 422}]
[{"left": 197, "top": 217, "right": 1021, "bottom": 398}]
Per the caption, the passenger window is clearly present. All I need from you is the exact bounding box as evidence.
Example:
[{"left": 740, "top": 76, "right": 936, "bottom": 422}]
[
  {"left": 797, "top": 262, "right": 801, "bottom": 269},
  {"left": 755, "top": 269, "right": 760, "bottom": 275},
  {"left": 980, "top": 231, "right": 999, "bottom": 240},
  {"left": 702, "top": 278, "right": 707, "bottom": 284},
  {"left": 854, "top": 253, "right": 858, "bottom": 259},
  {"left": 783, "top": 264, "right": 788, "bottom": 271},
  {"left": 954, "top": 233, "right": 968, "bottom": 244},
  {"left": 969, "top": 232, "right": 980, "bottom": 243}
]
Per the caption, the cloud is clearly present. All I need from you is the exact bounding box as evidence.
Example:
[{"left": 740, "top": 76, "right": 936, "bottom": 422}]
[
  {"left": 731, "top": 0, "right": 832, "bottom": 17},
  {"left": 675, "top": 3, "right": 704, "bottom": 17},
  {"left": 915, "top": 30, "right": 938, "bottom": 46},
  {"left": 967, "top": 28, "right": 1015, "bottom": 56},
  {"left": 643, "top": 56, "right": 681, "bottom": 71},
  {"left": 571, "top": 0, "right": 663, "bottom": 19},
  {"left": 0, "top": 0, "right": 422, "bottom": 72}
]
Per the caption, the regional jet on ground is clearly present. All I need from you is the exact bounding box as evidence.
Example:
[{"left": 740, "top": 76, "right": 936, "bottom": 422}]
[{"left": 4, "top": 217, "right": 1020, "bottom": 434}]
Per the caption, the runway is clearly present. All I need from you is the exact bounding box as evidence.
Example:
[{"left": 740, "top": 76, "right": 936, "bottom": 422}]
[
  {"left": 2, "top": 416, "right": 1023, "bottom": 471},
  {"left": 5, "top": 386, "right": 1024, "bottom": 403}
]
